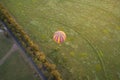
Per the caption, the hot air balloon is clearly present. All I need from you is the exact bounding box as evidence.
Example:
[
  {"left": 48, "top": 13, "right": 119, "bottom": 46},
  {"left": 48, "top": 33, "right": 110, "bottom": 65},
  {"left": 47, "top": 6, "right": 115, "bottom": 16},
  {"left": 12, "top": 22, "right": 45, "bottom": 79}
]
[{"left": 53, "top": 31, "right": 66, "bottom": 44}]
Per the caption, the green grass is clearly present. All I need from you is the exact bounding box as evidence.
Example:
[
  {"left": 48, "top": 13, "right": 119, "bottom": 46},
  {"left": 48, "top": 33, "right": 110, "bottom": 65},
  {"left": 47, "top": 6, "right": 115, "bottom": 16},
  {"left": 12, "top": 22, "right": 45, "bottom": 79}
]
[
  {"left": 0, "top": 34, "right": 39, "bottom": 80},
  {"left": 0, "top": 33, "right": 12, "bottom": 59},
  {"left": 0, "top": 0, "right": 120, "bottom": 80},
  {"left": 0, "top": 52, "right": 38, "bottom": 80}
]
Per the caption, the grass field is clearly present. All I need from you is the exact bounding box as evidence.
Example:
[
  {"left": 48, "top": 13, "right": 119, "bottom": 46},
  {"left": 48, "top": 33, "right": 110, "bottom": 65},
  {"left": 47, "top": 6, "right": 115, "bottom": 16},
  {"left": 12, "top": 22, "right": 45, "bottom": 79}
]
[
  {"left": 0, "top": 0, "right": 120, "bottom": 80},
  {"left": 0, "top": 52, "right": 38, "bottom": 80},
  {"left": 0, "top": 34, "right": 12, "bottom": 59},
  {"left": 0, "top": 33, "right": 39, "bottom": 80}
]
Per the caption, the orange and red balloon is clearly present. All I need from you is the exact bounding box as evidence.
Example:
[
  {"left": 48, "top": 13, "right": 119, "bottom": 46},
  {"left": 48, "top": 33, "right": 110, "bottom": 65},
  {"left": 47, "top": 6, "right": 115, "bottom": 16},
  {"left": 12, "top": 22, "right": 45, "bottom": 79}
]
[{"left": 53, "top": 31, "right": 66, "bottom": 44}]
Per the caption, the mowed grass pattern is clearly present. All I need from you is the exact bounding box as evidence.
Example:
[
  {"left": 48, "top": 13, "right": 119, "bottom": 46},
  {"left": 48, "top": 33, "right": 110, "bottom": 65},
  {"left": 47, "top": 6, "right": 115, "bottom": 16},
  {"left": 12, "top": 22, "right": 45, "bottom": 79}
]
[{"left": 0, "top": 0, "right": 120, "bottom": 80}]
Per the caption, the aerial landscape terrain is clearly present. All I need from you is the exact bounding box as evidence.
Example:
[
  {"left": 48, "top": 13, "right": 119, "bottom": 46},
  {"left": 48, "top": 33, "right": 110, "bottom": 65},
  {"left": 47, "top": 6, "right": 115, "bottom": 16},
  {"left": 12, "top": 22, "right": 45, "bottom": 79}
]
[{"left": 0, "top": 0, "right": 120, "bottom": 80}]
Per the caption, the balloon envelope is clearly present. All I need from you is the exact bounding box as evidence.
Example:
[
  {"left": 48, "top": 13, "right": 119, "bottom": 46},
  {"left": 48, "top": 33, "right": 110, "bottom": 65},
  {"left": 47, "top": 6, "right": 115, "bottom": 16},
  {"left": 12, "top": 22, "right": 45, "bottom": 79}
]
[{"left": 53, "top": 31, "right": 66, "bottom": 44}]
